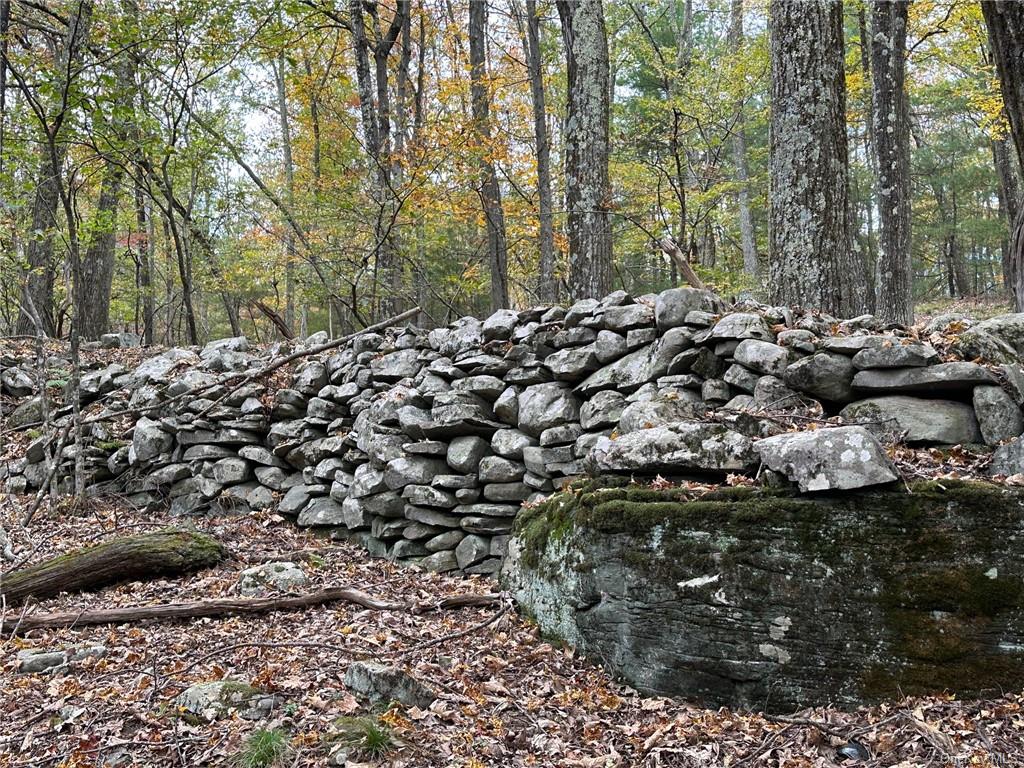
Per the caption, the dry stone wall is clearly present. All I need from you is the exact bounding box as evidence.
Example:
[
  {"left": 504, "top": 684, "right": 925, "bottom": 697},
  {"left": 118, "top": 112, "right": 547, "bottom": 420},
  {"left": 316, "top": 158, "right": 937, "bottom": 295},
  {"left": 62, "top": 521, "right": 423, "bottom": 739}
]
[{"left": 6, "top": 289, "right": 1024, "bottom": 575}]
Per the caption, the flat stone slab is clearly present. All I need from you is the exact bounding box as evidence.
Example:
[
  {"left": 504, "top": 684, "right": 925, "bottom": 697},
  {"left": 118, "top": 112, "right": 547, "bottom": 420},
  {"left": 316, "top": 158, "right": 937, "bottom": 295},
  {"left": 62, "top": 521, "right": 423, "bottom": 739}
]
[
  {"left": 840, "top": 396, "right": 981, "bottom": 445},
  {"left": 852, "top": 362, "right": 995, "bottom": 395},
  {"left": 586, "top": 421, "right": 757, "bottom": 475}
]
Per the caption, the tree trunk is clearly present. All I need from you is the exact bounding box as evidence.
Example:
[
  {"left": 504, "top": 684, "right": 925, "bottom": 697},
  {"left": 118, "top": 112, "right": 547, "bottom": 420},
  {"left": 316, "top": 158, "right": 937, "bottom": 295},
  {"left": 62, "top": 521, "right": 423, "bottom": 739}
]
[
  {"left": 275, "top": 50, "right": 297, "bottom": 336},
  {"left": 519, "top": 0, "right": 557, "bottom": 303},
  {"left": 557, "top": 0, "right": 613, "bottom": 300},
  {"left": 78, "top": 161, "right": 124, "bottom": 339},
  {"left": 983, "top": 0, "right": 1024, "bottom": 310},
  {"left": 993, "top": 133, "right": 1020, "bottom": 297},
  {"left": 768, "top": 0, "right": 864, "bottom": 316},
  {"left": 870, "top": 0, "right": 913, "bottom": 325},
  {"left": 729, "top": 0, "right": 758, "bottom": 278},
  {"left": 0, "top": 529, "right": 224, "bottom": 606},
  {"left": 858, "top": 5, "right": 879, "bottom": 307},
  {"left": 136, "top": 178, "right": 155, "bottom": 345},
  {"left": 15, "top": 1, "right": 93, "bottom": 336},
  {"left": 469, "top": 0, "right": 510, "bottom": 311}
]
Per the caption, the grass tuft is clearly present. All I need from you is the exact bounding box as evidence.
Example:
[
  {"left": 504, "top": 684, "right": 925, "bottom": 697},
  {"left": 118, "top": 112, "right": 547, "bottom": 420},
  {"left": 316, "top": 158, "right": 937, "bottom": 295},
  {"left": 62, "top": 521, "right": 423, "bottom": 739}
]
[
  {"left": 234, "top": 728, "right": 290, "bottom": 768},
  {"left": 329, "top": 715, "right": 395, "bottom": 758}
]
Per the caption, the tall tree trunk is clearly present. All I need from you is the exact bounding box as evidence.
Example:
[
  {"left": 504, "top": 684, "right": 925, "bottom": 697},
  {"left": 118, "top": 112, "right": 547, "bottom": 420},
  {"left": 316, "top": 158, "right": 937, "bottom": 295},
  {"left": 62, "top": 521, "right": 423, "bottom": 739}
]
[
  {"left": 857, "top": 5, "right": 880, "bottom": 306},
  {"left": 78, "top": 161, "right": 124, "bottom": 339},
  {"left": 556, "top": 0, "right": 613, "bottom": 300},
  {"left": 983, "top": 0, "right": 1024, "bottom": 310},
  {"left": 275, "top": 51, "right": 297, "bottom": 336},
  {"left": 768, "top": 0, "right": 864, "bottom": 316},
  {"left": 870, "top": 0, "right": 912, "bottom": 325},
  {"left": 516, "top": 0, "right": 557, "bottom": 303},
  {"left": 993, "top": 133, "right": 1020, "bottom": 296},
  {"left": 728, "top": 0, "right": 757, "bottom": 278},
  {"left": 469, "top": 0, "right": 510, "bottom": 310}
]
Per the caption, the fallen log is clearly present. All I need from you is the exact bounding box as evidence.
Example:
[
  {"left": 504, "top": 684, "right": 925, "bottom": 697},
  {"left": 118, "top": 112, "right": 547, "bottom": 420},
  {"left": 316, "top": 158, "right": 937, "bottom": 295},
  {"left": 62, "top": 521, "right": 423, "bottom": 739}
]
[
  {"left": 1, "top": 587, "right": 502, "bottom": 634},
  {"left": 0, "top": 529, "right": 225, "bottom": 606}
]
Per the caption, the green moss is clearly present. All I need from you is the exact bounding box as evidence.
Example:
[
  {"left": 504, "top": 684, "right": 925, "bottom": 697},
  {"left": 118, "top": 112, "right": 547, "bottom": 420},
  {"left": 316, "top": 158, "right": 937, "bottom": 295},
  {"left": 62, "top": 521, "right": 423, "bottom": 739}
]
[
  {"left": 862, "top": 654, "right": 1024, "bottom": 700},
  {"left": 884, "top": 567, "right": 1022, "bottom": 618},
  {"left": 95, "top": 439, "right": 127, "bottom": 452}
]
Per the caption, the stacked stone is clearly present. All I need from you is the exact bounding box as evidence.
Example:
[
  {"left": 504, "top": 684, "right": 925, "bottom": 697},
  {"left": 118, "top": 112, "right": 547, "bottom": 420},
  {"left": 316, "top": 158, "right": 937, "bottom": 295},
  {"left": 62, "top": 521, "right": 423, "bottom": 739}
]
[{"left": 8, "top": 289, "right": 1024, "bottom": 574}]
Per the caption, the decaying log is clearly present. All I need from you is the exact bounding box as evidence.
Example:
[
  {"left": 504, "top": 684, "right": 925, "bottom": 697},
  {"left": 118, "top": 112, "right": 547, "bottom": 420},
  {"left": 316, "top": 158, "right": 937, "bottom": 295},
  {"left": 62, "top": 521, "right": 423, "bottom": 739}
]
[
  {"left": 1, "top": 588, "right": 502, "bottom": 634},
  {"left": 0, "top": 529, "right": 225, "bottom": 606}
]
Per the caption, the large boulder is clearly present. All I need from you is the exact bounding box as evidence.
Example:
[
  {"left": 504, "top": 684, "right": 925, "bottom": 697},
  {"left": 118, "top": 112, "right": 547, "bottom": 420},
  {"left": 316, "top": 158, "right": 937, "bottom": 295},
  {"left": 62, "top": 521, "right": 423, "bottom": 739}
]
[
  {"left": 586, "top": 422, "right": 757, "bottom": 474},
  {"left": 840, "top": 396, "right": 981, "bottom": 445},
  {"left": 952, "top": 313, "right": 1024, "bottom": 364},
  {"left": 503, "top": 480, "right": 1024, "bottom": 711},
  {"left": 131, "top": 417, "right": 173, "bottom": 464},
  {"left": 754, "top": 425, "right": 898, "bottom": 492}
]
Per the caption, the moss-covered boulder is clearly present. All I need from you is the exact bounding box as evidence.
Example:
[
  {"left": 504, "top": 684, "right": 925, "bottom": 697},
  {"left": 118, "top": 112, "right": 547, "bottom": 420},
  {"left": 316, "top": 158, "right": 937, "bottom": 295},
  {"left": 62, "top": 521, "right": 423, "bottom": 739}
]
[{"left": 501, "top": 478, "right": 1024, "bottom": 712}]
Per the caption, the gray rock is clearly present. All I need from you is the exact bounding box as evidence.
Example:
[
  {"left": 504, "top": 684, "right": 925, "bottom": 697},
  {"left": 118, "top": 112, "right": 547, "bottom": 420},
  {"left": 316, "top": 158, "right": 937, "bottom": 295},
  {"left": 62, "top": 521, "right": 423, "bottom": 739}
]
[
  {"left": 432, "top": 473, "right": 478, "bottom": 490},
  {"left": 350, "top": 464, "right": 388, "bottom": 498},
  {"left": 130, "top": 347, "right": 199, "bottom": 386},
  {"left": 238, "top": 562, "right": 308, "bottom": 595},
  {"left": 384, "top": 456, "right": 450, "bottom": 490},
  {"left": 452, "top": 375, "right": 506, "bottom": 400},
  {"left": 211, "top": 457, "right": 252, "bottom": 485},
  {"left": 16, "top": 650, "right": 68, "bottom": 674},
  {"left": 483, "top": 482, "right": 531, "bottom": 502},
  {"left": 425, "top": 530, "right": 465, "bottom": 552},
  {"left": 491, "top": 428, "right": 536, "bottom": 459},
  {"left": 754, "top": 425, "right": 898, "bottom": 491},
  {"left": 618, "top": 392, "right": 706, "bottom": 433},
  {"left": 493, "top": 387, "right": 520, "bottom": 424},
  {"left": 580, "top": 389, "right": 627, "bottom": 430},
  {"left": 176, "top": 680, "right": 277, "bottom": 721},
  {"left": 482, "top": 308, "right": 519, "bottom": 340},
  {"left": 478, "top": 455, "right": 526, "bottom": 483},
  {"left": 723, "top": 363, "right": 761, "bottom": 393},
  {"left": 733, "top": 340, "right": 790, "bottom": 377},
  {"left": 577, "top": 345, "right": 656, "bottom": 396},
  {"left": 279, "top": 485, "right": 318, "bottom": 515},
  {"left": 406, "top": 506, "right": 462, "bottom": 527},
  {"left": 539, "top": 423, "right": 583, "bottom": 446},
  {"left": 852, "top": 341, "right": 938, "bottom": 369},
  {"left": 973, "top": 386, "right": 1024, "bottom": 446},
  {"left": 460, "top": 516, "right": 513, "bottom": 535},
  {"left": 447, "top": 435, "right": 490, "bottom": 473},
  {"left": 419, "top": 550, "right": 460, "bottom": 572},
  {"left": 710, "top": 313, "right": 773, "bottom": 341},
  {"left": 701, "top": 378, "right": 731, "bottom": 404},
  {"left": 841, "top": 396, "right": 981, "bottom": 445},
  {"left": 297, "top": 497, "right": 347, "bottom": 526},
  {"left": 9, "top": 396, "right": 44, "bottom": 428},
  {"left": 654, "top": 287, "right": 719, "bottom": 330},
  {"left": 455, "top": 502, "right": 522, "bottom": 517},
  {"left": 546, "top": 345, "right": 601, "bottom": 381},
  {"left": 603, "top": 303, "right": 654, "bottom": 332},
  {"left": 518, "top": 383, "right": 581, "bottom": 437},
  {"left": 456, "top": 534, "right": 490, "bottom": 569},
  {"left": 595, "top": 330, "right": 628, "bottom": 363},
  {"left": 752, "top": 376, "right": 805, "bottom": 411},
  {"left": 371, "top": 349, "right": 421, "bottom": 382},
  {"left": 852, "top": 362, "right": 995, "bottom": 395},
  {"left": 952, "top": 313, "right": 1024, "bottom": 364},
  {"left": 131, "top": 417, "right": 173, "bottom": 464},
  {"left": 990, "top": 438, "right": 1024, "bottom": 476},
  {"left": 785, "top": 353, "right": 855, "bottom": 402},
  {"left": 586, "top": 422, "right": 756, "bottom": 474},
  {"left": 402, "top": 484, "right": 458, "bottom": 508},
  {"left": 294, "top": 361, "right": 329, "bottom": 394}
]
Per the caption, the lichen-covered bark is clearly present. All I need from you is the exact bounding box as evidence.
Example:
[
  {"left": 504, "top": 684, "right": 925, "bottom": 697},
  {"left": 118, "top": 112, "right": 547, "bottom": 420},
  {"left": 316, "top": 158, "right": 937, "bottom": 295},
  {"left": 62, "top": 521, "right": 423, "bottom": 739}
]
[
  {"left": 557, "top": 0, "right": 613, "bottom": 300},
  {"left": 983, "top": 1, "right": 1024, "bottom": 311},
  {"left": 870, "top": 0, "right": 912, "bottom": 325},
  {"left": 768, "top": 0, "right": 865, "bottom": 317},
  {"left": 503, "top": 480, "right": 1024, "bottom": 712}
]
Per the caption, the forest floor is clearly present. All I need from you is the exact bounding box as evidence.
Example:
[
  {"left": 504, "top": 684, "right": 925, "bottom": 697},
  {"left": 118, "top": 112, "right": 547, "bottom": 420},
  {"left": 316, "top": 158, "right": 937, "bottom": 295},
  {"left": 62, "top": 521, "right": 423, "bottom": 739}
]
[{"left": 1, "top": 494, "right": 1022, "bottom": 768}]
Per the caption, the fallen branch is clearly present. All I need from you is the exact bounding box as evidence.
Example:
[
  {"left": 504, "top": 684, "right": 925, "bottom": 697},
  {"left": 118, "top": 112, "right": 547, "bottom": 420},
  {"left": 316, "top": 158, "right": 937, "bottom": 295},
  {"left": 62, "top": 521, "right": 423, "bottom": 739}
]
[
  {"left": 0, "top": 529, "right": 225, "bottom": 606},
  {"left": 1, "top": 586, "right": 502, "bottom": 634},
  {"left": 658, "top": 236, "right": 707, "bottom": 291}
]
